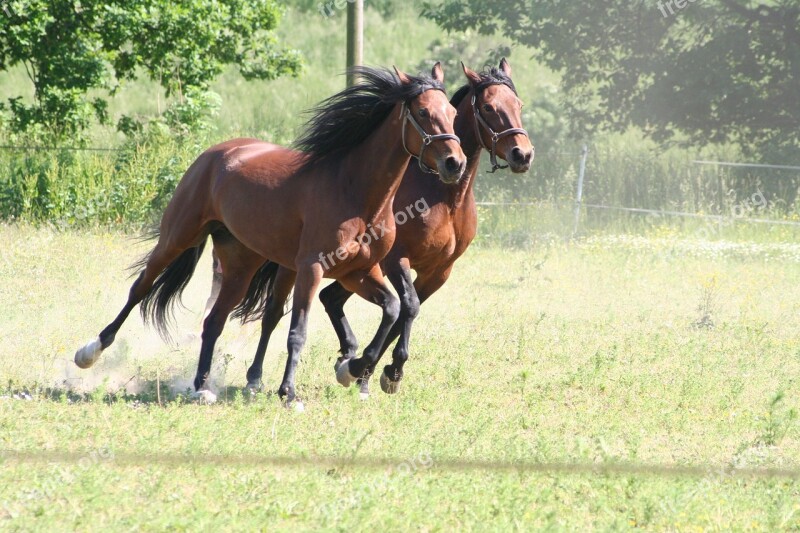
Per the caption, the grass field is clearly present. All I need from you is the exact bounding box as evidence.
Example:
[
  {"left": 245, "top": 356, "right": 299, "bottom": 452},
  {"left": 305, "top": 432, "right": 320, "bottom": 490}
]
[{"left": 2, "top": 222, "right": 800, "bottom": 531}]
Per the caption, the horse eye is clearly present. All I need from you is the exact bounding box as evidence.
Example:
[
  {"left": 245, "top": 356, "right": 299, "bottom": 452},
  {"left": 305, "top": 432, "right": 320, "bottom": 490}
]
[
  {"left": 418, "top": 108, "right": 429, "bottom": 118},
  {"left": 482, "top": 104, "right": 493, "bottom": 113}
]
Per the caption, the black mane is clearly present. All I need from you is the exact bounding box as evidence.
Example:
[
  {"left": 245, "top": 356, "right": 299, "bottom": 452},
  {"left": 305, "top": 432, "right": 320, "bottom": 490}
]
[
  {"left": 295, "top": 66, "right": 446, "bottom": 170},
  {"left": 450, "top": 66, "right": 518, "bottom": 108}
]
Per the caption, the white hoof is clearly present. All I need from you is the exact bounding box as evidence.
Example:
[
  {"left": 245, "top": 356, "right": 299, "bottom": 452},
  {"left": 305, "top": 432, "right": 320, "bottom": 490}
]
[
  {"left": 335, "top": 359, "right": 358, "bottom": 387},
  {"left": 293, "top": 401, "right": 305, "bottom": 413},
  {"left": 245, "top": 380, "right": 263, "bottom": 394},
  {"left": 380, "top": 370, "right": 401, "bottom": 395},
  {"left": 359, "top": 392, "right": 370, "bottom": 401},
  {"left": 193, "top": 389, "right": 217, "bottom": 404},
  {"left": 74, "top": 337, "right": 103, "bottom": 369}
]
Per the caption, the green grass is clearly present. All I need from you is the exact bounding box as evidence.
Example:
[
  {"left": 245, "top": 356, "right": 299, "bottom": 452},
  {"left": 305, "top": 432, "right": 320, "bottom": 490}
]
[{"left": 2, "top": 223, "right": 800, "bottom": 530}]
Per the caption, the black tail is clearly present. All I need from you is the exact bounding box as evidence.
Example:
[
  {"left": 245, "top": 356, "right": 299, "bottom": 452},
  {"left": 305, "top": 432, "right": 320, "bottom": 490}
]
[
  {"left": 231, "top": 261, "right": 281, "bottom": 323},
  {"left": 137, "top": 237, "right": 208, "bottom": 341}
]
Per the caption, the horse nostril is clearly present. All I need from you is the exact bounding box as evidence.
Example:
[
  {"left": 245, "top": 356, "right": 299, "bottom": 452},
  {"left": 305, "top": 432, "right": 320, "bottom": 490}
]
[
  {"left": 511, "top": 147, "right": 533, "bottom": 165},
  {"left": 445, "top": 156, "right": 460, "bottom": 173}
]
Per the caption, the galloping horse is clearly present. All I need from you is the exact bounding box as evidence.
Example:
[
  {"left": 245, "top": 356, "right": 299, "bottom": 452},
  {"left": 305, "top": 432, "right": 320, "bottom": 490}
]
[
  {"left": 222, "top": 59, "right": 532, "bottom": 395},
  {"left": 75, "top": 64, "right": 466, "bottom": 403},
  {"left": 331, "top": 59, "right": 533, "bottom": 395}
]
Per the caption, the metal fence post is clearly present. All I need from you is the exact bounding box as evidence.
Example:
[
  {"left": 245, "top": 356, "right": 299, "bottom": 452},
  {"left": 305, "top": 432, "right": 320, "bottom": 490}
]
[{"left": 572, "top": 144, "right": 589, "bottom": 236}]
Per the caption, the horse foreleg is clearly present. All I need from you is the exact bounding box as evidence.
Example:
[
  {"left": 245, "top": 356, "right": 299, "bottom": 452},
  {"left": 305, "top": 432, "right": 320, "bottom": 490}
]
[
  {"left": 362, "top": 264, "right": 453, "bottom": 396},
  {"left": 334, "top": 265, "right": 401, "bottom": 395},
  {"left": 319, "top": 281, "right": 358, "bottom": 368},
  {"left": 374, "top": 259, "right": 420, "bottom": 394}
]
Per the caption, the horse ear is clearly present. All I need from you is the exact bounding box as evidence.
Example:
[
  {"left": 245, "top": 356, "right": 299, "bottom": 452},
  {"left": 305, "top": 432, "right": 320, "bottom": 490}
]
[
  {"left": 393, "top": 66, "right": 411, "bottom": 84},
  {"left": 499, "top": 57, "right": 512, "bottom": 77},
  {"left": 431, "top": 61, "right": 444, "bottom": 83},
  {"left": 461, "top": 61, "right": 482, "bottom": 87}
]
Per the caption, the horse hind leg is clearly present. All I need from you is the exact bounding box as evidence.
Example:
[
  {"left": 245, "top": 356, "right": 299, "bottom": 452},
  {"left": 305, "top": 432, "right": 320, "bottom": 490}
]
[
  {"left": 245, "top": 265, "right": 296, "bottom": 392},
  {"left": 192, "top": 234, "right": 264, "bottom": 396},
  {"left": 74, "top": 228, "right": 210, "bottom": 369},
  {"left": 202, "top": 249, "right": 223, "bottom": 322}
]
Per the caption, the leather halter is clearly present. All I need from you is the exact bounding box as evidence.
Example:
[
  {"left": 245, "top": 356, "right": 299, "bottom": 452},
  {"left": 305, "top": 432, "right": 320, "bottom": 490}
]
[
  {"left": 471, "top": 93, "right": 529, "bottom": 173},
  {"left": 401, "top": 102, "right": 461, "bottom": 175}
]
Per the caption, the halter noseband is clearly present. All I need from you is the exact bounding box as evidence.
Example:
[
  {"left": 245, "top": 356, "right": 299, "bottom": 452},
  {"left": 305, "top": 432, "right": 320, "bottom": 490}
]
[
  {"left": 401, "top": 102, "right": 461, "bottom": 175},
  {"left": 471, "top": 92, "right": 529, "bottom": 173}
]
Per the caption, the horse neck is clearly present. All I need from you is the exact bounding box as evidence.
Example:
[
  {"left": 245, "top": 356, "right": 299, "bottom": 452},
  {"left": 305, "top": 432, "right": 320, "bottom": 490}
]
[
  {"left": 445, "top": 91, "right": 483, "bottom": 210},
  {"left": 339, "top": 103, "right": 410, "bottom": 222}
]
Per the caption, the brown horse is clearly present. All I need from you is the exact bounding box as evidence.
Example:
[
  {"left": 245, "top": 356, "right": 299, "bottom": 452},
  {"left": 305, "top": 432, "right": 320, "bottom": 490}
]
[
  {"left": 74, "top": 64, "right": 466, "bottom": 404},
  {"left": 224, "top": 59, "right": 532, "bottom": 395}
]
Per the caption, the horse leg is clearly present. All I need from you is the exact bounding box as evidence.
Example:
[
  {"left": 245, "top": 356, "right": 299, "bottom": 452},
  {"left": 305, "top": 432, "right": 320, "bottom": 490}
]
[
  {"left": 362, "top": 265, "right": 452, "bottom": 396},
  {"left": 365, "top": 259, "right": 419, "bottom": 395},
  {"left": 193, "top": 239, "right": 262, "bottom": 395},
  {"left": 319, "top": 281, "right": 357, "bottom": 369},
  {"left": 74, "top": 236, "right": 205, "bottom": 369},
  {"left": 278, "top": 263, "right": 323, "bottom": 405},
  {"left": 335, "top": 265, "right": 401, "bottom": 391},
  {"left": 245, "top": 266, "right": 296, "bottom": 391},
  {"left": 203, "top": 248, "right": 223, "bottom": 321}
]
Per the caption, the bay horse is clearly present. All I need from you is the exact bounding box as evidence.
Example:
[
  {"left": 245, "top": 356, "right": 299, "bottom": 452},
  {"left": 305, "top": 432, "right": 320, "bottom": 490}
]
[
  {"left": 74, "top": 64, "right": 466, "bottom": 404},
  {"left": 222, "top": 59, "right": 532, "bottom": 396}
]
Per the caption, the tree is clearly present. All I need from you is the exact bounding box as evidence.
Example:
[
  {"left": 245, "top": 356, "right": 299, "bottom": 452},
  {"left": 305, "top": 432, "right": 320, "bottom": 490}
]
[
  {"left": 422, "top": 0, "right": 800, "bottom": 160},
  {"left": 0, "top": 0, "right": 302, "bottom": 143}
]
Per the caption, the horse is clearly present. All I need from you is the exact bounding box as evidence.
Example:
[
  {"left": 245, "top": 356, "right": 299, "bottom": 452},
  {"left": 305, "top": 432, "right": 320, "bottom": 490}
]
[
  {"left": 218, "top": 59, "right": 533, "bottom": 396},
  {"left": 74, "top": 64, "right": 467, "bottom": 404}
]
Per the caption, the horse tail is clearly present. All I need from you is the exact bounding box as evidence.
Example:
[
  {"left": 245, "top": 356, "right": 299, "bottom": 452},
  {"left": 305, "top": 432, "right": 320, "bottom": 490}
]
[
  {"left": 134, "top": 230, "right": 209, "bottom": 341},
  {"left": 231, "top": 261, "right": 281, "bottom": 323}
]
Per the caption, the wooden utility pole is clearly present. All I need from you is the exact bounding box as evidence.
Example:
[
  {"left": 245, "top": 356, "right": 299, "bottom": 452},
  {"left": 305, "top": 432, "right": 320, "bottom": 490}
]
[{"left": 346, "top": 0, "right": 364, "bottom": 87}]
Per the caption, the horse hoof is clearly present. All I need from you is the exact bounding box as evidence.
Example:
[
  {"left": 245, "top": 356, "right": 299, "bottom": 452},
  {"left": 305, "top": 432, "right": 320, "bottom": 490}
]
[
  {"left": 293, "top": 400, "right": 305, "bottom": 413},
  {"left": 245, "top": 380, "right": 263, "bottom": 394},
  {"left": 334, "top": 356, "right": 348, "bottom": 373},
  {"left": 74, "top": 337, "right": 103, "bottom": 369},
  {"left": 335, "top": 359, "right": 358, "bottom": 387},
  {"left": 193, "top": 389, "right": 217, "bottom": 404},
  {"left": 380, "top": 370, "right": 401, "bottom": 395},
  {"left": 358, "top": 378, "right": 370, "bottom": 400}
]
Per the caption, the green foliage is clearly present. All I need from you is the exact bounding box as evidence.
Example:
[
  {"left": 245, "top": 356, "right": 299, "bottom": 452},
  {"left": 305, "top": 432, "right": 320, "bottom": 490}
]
[
  {"left": 0, "top": 130, "right": 205, "bottom": 226},
  {"left": 1, "top": 2, "right": 797, "bottom": 228},
  {"left": 422, "top": 0, "right": 800, "bottom": 160},
  {"left": 0, "top": 0, "right": 301, "bottom": 144}
]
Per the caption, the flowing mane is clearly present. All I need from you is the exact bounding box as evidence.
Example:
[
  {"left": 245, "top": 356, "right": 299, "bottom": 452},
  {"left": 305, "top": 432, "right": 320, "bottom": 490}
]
[
  {"left": 449, "top": 66, "right": 518, "bottom": 108},
  {"left": 295, "top": 66, "right": 446, "bottom": 171}
]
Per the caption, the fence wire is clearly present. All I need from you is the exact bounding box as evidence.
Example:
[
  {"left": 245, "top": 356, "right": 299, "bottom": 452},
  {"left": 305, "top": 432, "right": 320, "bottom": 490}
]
[{"left": 3, "top": 450, "right": 800, "bottom": 480}]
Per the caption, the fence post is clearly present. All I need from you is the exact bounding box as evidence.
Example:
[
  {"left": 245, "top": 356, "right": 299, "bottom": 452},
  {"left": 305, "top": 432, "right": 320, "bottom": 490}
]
[
  {"left": 346, "top": 0, "right": 364, "bottom": 88},
  {"left": 572, "top": 144, "right": 589, "bottom": 236}
]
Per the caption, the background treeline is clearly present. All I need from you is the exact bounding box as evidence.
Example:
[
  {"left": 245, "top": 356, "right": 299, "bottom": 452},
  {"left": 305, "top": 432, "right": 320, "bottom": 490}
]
[{"left": 0, "top": 0, "right": 797, "bottom": 229}]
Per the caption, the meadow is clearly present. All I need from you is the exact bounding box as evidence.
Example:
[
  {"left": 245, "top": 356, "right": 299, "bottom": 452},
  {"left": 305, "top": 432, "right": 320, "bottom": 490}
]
[{"left": 2, "top": 221, "right": 800, "bottom": 530}]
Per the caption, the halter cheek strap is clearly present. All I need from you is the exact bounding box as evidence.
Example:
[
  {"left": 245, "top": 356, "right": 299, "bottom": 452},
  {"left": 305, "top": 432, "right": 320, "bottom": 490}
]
[
  {"left": 471, "top": 94, "right": 529, "bottom": 173},
  {"left": 401, "top": 103, "right": 461, "bottom": 175}
]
